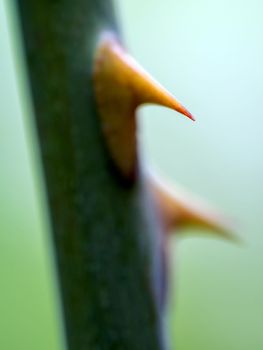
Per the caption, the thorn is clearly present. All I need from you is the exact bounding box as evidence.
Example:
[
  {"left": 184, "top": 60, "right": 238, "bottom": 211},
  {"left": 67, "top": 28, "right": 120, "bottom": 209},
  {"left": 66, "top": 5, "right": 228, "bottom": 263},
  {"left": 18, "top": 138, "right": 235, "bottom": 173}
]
[
  {"left": 93, "top": 32, "right": 194, "bottom": 178},
  {"left": 118, "top": 53, "right": 195, "bottom": 121},
  {"left": 148, "top": 172, "right": 239, "bottom": 243}
]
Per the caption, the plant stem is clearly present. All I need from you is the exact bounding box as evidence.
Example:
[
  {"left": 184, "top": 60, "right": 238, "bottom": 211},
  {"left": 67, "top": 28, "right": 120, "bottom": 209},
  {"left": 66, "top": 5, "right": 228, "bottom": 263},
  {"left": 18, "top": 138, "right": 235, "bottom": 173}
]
[{"left": 16, "top": 1, "right": 166, "bottom": 349}]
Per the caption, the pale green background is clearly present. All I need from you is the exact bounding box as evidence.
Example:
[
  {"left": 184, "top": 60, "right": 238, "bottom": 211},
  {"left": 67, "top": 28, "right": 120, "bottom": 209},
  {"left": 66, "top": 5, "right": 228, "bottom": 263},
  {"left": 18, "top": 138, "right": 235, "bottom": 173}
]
[{"left": 1, "top": 0, "right": 263, "bottom": 349}]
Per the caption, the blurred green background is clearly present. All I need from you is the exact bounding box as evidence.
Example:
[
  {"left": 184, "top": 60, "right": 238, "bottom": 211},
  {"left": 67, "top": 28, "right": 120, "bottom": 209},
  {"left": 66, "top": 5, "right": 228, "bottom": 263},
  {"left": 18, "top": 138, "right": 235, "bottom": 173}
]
[{"left": 1, "top": 0, "right": 262, "bottom": 349}]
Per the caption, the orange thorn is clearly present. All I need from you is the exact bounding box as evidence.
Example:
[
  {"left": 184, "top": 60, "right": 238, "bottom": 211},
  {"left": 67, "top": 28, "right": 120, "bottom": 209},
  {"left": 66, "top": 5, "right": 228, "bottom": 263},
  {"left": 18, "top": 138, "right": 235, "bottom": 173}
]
[
  {"left": 149, "top": 172, "right": 239, "bottom": 243},
  {"left": 93, "top": 32, "right": 194, "bottom": 178}
]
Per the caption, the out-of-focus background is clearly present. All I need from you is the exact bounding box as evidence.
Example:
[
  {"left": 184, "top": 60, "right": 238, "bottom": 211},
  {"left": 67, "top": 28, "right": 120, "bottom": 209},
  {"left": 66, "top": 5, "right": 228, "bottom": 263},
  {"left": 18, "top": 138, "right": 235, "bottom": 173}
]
[{"left": 1, "top": 0, "right": 263, "bottom": 349}]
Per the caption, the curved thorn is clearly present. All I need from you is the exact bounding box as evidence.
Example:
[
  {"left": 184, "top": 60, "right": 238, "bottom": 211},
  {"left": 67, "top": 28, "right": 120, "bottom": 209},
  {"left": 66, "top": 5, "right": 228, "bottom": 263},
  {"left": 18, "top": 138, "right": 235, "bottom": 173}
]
[
  {"left": 93, "top": 32, "right": 194, "bottom": 178},
  {"left": 148, "top": 171, "right": 239, "bottom": 243}
]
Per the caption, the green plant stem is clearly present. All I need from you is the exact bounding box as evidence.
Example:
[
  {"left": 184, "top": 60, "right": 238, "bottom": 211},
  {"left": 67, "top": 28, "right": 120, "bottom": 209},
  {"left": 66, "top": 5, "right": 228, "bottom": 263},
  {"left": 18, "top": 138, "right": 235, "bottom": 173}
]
[{"left": 16, "top": 1, "right": 166, "bottom": 349}]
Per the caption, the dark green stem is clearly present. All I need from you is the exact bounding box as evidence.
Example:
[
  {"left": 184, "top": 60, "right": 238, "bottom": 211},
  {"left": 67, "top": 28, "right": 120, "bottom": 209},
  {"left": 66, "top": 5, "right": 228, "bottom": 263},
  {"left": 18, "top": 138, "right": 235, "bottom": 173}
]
[{"left": 16, "top": 1, "right": 166, "bottom": 349}]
